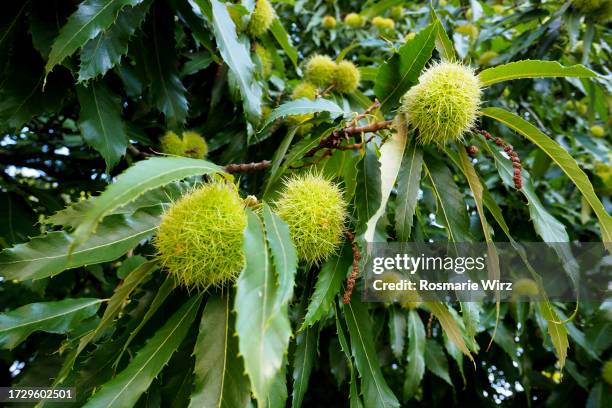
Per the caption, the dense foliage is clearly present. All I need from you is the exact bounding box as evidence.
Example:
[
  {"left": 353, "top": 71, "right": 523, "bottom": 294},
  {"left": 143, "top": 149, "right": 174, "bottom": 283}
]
[{"left": 0, "top": 0, "right": 611, "bottom": 407}]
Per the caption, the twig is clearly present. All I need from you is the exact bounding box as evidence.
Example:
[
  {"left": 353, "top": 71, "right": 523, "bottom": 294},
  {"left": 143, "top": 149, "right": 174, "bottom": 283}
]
[
  {"left": 223, "top": 160, "right": 271, "bottom": 173},
  {"left": 289, "top": 150, "right": 332, "bottom": 169},
  {"left": 127, "top": 145, "right": 151, "bottom": 158},
  {"left": 305, "top": 120, "right": 393, "bottom": 158},
  {"left": 478, "top": 129, "right": 523, "bottom": 189},
  {"left": 342, "top": 231, "right": 361, "bottom": 305}
]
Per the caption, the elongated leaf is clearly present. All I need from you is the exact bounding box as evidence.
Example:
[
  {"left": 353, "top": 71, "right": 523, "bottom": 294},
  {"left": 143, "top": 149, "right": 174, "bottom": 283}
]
[
  {"left": 198, "top": 0, "right": 262, "bottom": 125},
  {"left": 355, "top": 146, "right": 382, "bottom": 234},
  {"left": 301, "top": 243, "right": 352, "bottom": 329},
  {"left": 269, "top": 19, "right": 297, "bottom": 70},
  {"left": 235, "top": 210, "right": 291, "bottom": 405},
  {"left": 426, "top": 302, "right": 472, "bottom": 360},
  {"left": 404, "top": 309, "right": 425, "bottom": 400},
  {"left": 538, "top": 302, "right": 569, "bottom": 370},
  {"left": 389, "top": 308, "right": 406, "bottom": 360},
  {"left": 365, "top": 117, "right": 406, "bottom": 242},
  {"left": 424, "top": 339, "right": 452, "bottom": 385},
  {"left": 70, "top": 157, "right": 221, "bottom": 248},
  {"left": 374, "top": 24, "right": 437, "bottom": 113},
  {"left": 423, "top": 158, "right": 471, "bottom": 242},
  {"left": 76, "top": 81, "right": 129, "bottom": 170},
  {"left": 45, "top": 0, "right": 142, "bottom": 76},
  {"left": 361, "top": 0, "right": 404, "bottom": 18},
  {"left": 262, "top": 98, "right": 345, "bottom": 129},
  {"left": 395, "top": 136, "right": 423, "bottom": 241},
  {"left": 478, "top": 60, "right": 597, "bottom": 87},
  {"left": 145, "top": 3, "right": 188, "bottom": 128},
  {"left": 263, "top": 127, "right": 298, "bottom": 197},
  {"left": 190, "top": 294, "right": 250, "bottom": 408},
  {"left": 83, "top": 295, "right": 202, "bottom": 408},
  {"left": 0, "top": 210, "right": 159, "bottom": 281},
  {"left": 335, "top": 304, "right": 363, "bottom": 408},
  {"left": 0, "top": 298, "right": 103, "bottom": 350},
  {"left": 481, "top": 107, "right": 612, "bottom": 243},
  {"left": 263, "top": 203, "right": 297, "bottom": 312},
  {"left": 344, "top": 298, "right": 400, "bottom": 408},
  {"left": 429, "top": 8, "right": 455, "bottom": 61},
  {"left": 78, "top": 0, "right": 152, "bottom": 81},
  {"left": 55, "top": 261, "right": 157, "bottom": 384},
  {"left": 291, "top": 323, "right": 319, "bottom": 408}
]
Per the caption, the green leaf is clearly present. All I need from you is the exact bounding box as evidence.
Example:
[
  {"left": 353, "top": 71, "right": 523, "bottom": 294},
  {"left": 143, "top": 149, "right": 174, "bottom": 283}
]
[
  {"left": 291, "top": 323, "right": 319, "bottom": 408},
  {"left": 395, "top": 136, "right": 423, "bottom": 241},
  {"left": 235, "top": 209, "right": 291, "bottom": 405},
  {"left": 478, "top": 60, "right": 597, "bottom": 87},
  {"left": 76, "top": 81, "right": 129, "bottom": 170},
  {"left": 364, "top": 117, "right": 406, "bottom": 242},
  {"left": 426, "top": 302, "right": 472, "bottom": 360},
  {"left": 485, "top": 141, "right": 569, "bottom": 242},
  {"left": 538, "top": 302, "right": 569, "bottom": 370},
  {"left": 429, "top": 8, "right": 455, "bottom": 61},
  {"left": 269, "top": 19, "right": 298, "bottom": 70},
  {"left": 55, "top": 261, "right": 157, "bottom": 384},
  {"left": 199, "top": 0, "right": 262, "bottom": 125},
  {"left": 261, "top": 98, "right": 346, "bottom": 129},
  {"left": 344, "top": 298, "right": 400, "bottom": 408},
  {"left": 45, "top": 0, "right": 143, "bottom": 76},
  {"left": 70, "top": 157, "right": 221, "bottom": 248},
  {"left": 144, "top": 3, "right": 188, "bottom": 128},
  {"left": 78, "top": 0, "right": 152, "bottom": 81},
  {"left": 263, "top": 127, "right": 298, "bottom": 197},
  {"left": 424, "top": 339, "right": 452, "bottom": 386},
  {"left": 335, "top": 304, "right": 364, "bottom": 408},
  {"left": 389, "top": 307, "right": 406, "bottom": 360},
  {"left": 302, "top": 242, "right": 352, "bottom": 329},
  {"left": 0, "top": 298, "right": 103, "bottom": 350},
  {"left": 190, "top": 294, "right": 250, "bottom": 408},
  {"left": 83, "top": 295, "right": 202, "bottom": 408},
  {"left": 481, "top": 107, "right": 612, "bottom": 243},
  {"left": 0, "top": 210, "right": 159, "bottom": 281},
  {"left": 263, "top": 203, "right": 297, "bottom": 311},
  {"left": 403, "top": 309, "right": 425, "bottom": 400},
  {"left": 361, "top": 0, "right": 405, "bottom": 18},
  {"left": 355, "top": 146, "right": 382, "bottom": 234},
  {"left": 423, "top": 158, "right": 471, "bottom": 242},
  {"left": 587, "top": 382, "right": 612, "bottom": 408},
  {"left": 374, "top": 24, "right": 437, "bottom": 113}
]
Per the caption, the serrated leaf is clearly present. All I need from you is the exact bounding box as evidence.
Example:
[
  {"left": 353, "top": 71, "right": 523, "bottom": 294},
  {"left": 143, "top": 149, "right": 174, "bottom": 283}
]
[
  {"left": 263, "top": 127, "right": 298, "bottom": 197},
  {"left": 344, "top": 298, "right": 400, "bottom": 408},
  {"left": 83, "top": 295, "right": 202, "bottom": 408},
  {"left": 291, "top": 323, "right": 319, "bottom": 408},
  {"left": 403, "top": 309, "right": 425, "bottom": 400},
  {"left": 364, "top": 117, "right": 406, "bottom": 242},
  {"left": 355, "top": 146, "right": 382, "bottom": 234},
  {"left": 269, "top": 19, "right": 298, "bottom": 70},
  {"left": 235, "top": 209, "right": 291, "bottom": 405},
  {"left": 262, "top": 98, "right": 345, "bottom": 129},
  {"left": 394, "top": 135, "right": 423, "bottom": 241},
  {"left": 0, "top": 298, "right": 103, "bottom": 350},
  {"left": 478, "top": 60, "right": 597, "bottom": 87},
  {"left": 70, "top": 157, "right": 221, "bottom": 249},
  {"left": 374, "top": 24, "right": 437, "bottom": 113},
  {"left": 301, "top": 243, "right": 352, "bottom": 329},
  {"left": 426, "top": 302, "right": 472, "bottom": 361},
  {"left": 424, "top": 339, "right": 452, "bottom": 385},
  {"left": 538, "top": 302, "right": 569, "bottom": 370},
  {"left": 0, "top": 210, "right": 159, "bottom": 281},
  {"left": 144, "top": 3, "right": 188, "bottom": 128},
  {"left": 423, "top": 157, "right": 471, "bottom": 242},
  {"left": 76, "top": 80, "right": 129, "bottom": 170},
  {"left": 334, "top": 304, "right": 363, "bottom": 408},
  {"left": 481, "top": 107, "right": 612, "bottom": 243},
  {"left": 45, "top": 0, "right": 143, "bottom": 76},
  {"left": 197, "top": 0, "right": 262, "bottom": 125},
  {"left": 190, "top": 294, "right": 250, "bottom": 408},
  {"left": 263, "top": 203, "right": 297, "bottom": 312},
  {"left": 78, "top": 0, "right": 152, "bottom": 81}
]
